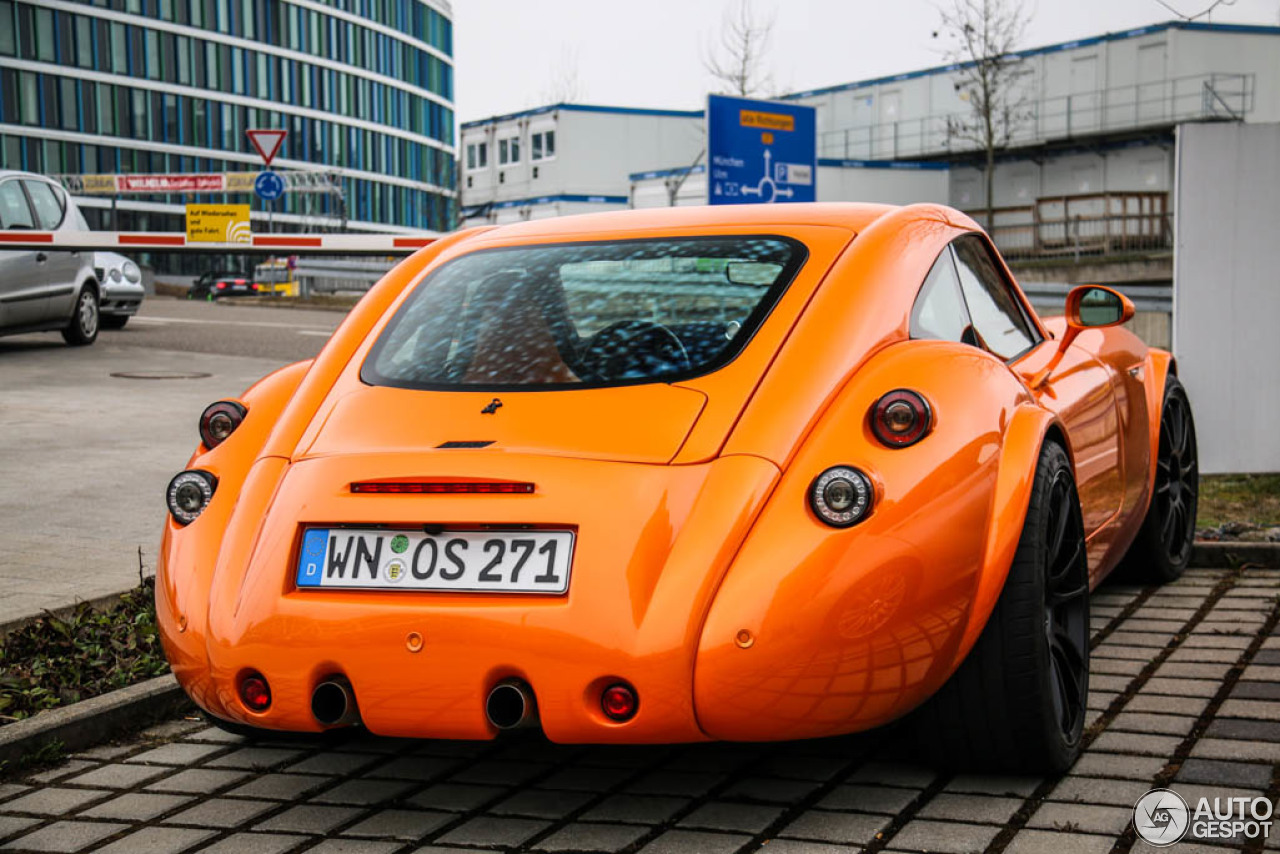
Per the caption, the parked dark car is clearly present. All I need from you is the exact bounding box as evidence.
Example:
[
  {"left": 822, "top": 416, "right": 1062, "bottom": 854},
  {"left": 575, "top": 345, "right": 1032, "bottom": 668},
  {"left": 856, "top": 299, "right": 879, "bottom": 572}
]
[{"left": 190, "top": 271, "right": 260, "bottom": 300}]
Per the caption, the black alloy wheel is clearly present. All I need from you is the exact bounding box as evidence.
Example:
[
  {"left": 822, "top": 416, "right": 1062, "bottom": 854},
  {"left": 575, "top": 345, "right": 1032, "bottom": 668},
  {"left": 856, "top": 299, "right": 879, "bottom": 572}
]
[{"left": 1043, "top": 468, "right": 1090, "bottom": 742}]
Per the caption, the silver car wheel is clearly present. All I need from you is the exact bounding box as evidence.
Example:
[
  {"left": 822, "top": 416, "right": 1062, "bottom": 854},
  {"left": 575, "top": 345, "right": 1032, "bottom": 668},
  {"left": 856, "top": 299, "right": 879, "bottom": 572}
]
[{"left": 78, "top": 289, "right": 99, "bottom": 338}]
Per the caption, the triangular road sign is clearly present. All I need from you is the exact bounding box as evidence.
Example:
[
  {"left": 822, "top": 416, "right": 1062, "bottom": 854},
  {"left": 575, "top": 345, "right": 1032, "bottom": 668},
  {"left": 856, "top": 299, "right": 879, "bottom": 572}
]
[{"left": 246, "top": 129, "right": 287, "bottom": 167}]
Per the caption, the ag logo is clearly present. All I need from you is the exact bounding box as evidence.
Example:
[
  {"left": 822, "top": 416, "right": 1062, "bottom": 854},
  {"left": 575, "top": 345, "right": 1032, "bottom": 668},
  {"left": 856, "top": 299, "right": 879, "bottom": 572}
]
[
  {"left": 1134, "top": 788, "right": 1190, "bottom": 846},
  {"left": 383, "top": 559, "right": 407, "bottom": 584}
]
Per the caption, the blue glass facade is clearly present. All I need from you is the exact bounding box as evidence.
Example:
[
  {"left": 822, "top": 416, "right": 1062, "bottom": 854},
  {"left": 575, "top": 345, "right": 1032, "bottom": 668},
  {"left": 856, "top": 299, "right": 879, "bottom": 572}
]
[{"left": 0, "top": 0, "right": 456, "bottom": 232}]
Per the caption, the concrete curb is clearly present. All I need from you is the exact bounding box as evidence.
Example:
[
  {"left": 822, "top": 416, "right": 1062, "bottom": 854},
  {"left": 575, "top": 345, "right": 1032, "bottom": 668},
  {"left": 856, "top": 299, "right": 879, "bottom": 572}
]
[
  {"left": 0, "top": 675, "right": 188, "bottom": 768},
  {"left": 1191, "top": 541, "right": 1280, "bottom": 568}
]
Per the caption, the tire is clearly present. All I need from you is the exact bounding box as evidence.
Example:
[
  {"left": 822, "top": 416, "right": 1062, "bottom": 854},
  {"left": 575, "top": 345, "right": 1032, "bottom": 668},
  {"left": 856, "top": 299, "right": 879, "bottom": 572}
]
[
  {"left": 1124, "top": 376, "right": 1198, "bottom": 584},
  {"left": 61, "top": 285, "right": 99, "bottom": 346},
  {"left": 912, "top": 441, "right": 1090, "bottom": 773},
  {"left": 100, "top": 315, "right": 129, "bottom": 330}
]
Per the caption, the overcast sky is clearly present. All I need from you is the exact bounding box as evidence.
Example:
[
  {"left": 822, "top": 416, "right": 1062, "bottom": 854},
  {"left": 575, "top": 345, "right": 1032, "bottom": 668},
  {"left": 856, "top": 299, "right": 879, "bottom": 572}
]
[{"left": 451, "top": 0, "right": 1280, "bottom": 123}]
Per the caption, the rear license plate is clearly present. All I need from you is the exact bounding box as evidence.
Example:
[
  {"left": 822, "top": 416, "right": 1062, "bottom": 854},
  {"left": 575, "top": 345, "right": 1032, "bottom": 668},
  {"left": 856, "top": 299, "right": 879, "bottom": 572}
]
[{"left": 295, "top": 528, "right": 574, "bottom": 594}]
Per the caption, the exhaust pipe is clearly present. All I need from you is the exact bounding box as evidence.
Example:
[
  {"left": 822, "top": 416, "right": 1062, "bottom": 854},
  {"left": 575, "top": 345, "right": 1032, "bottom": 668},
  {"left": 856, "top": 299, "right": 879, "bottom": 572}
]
[
  {"left": 486, "top": 679, "right": 538, "bottom": 730},
  {"left": 311, "top": 676, "right": 360, "bottom": 727}
]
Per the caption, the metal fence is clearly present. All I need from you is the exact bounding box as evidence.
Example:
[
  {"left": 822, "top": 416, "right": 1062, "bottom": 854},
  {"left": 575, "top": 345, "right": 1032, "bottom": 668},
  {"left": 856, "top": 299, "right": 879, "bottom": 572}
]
[
  {"left": 817, "top": 72, "right": 1254, "bottom": 160},
  {"left": 965, "top": 192, "right": 1172, "bottom": 260}
]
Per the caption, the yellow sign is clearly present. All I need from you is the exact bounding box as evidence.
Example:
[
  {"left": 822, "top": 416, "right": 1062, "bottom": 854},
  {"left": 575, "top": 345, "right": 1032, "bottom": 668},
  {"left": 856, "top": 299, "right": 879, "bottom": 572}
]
[
  {"left": 185, "top": 204, "right": 251, "bottom": 244},
  {"left": 226, "top": 172, "right": 259, "bottom": 194},
  {"left": 80, "top": 174, "right": 120, "bottom": 195},
  {"left": 739, "top": 109, "right": 794, "bottom": 132}
]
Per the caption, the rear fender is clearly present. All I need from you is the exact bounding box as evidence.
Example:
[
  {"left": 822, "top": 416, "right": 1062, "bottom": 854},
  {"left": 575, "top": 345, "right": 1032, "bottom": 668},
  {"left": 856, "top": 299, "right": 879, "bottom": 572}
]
[{"left": 1137, "top": 349, "right": 1177, "bottom": 516}]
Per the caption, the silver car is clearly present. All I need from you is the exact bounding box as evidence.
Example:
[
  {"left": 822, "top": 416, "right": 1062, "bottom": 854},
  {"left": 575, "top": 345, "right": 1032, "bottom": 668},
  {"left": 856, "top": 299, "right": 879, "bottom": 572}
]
[
  {"left": 93, "top": 251, "right": 145, "bottom": 329},
  {"left": 0, "top": 171, "right": 100, "bottom": 346}
]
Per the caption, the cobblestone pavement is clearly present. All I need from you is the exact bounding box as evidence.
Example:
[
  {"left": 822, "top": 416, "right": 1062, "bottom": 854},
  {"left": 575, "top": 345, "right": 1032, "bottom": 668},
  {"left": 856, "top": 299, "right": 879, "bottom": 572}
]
[{"left": 2, "top": 566, "right": 1278, "bottom": 854}]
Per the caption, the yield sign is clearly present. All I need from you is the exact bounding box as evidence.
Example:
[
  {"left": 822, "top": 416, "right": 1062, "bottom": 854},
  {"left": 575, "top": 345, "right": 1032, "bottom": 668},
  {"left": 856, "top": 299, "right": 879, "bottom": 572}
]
[{"left": 246, "top": 129, "right": 287, "bottom": 167}]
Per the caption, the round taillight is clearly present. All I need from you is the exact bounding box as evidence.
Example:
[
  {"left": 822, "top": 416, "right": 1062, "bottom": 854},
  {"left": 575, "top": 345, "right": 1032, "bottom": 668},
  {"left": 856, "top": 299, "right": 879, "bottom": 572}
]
[
  {"left": 199, "top": 400, "right": 247, "bottom": 449},
  {"left": 239, "top": 672, "right": 271, "bottom": 712},
  {"left": 166, "top": 470, "right": 217, "bottom": 526},
  {"left": 872, "top": 389, "right": 932, "bottom": 448},
  {"left": 809, "top": 466, "right": 874, "bottom": 528},
  {"left": 601, "top": 683, "right": 638, "bottom": 722}
]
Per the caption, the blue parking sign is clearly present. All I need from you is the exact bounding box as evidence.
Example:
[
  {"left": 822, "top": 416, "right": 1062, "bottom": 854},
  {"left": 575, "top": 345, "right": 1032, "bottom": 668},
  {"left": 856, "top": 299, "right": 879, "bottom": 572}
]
[{"left": 707, "top": 94, "right": 816, "bottom": 205}]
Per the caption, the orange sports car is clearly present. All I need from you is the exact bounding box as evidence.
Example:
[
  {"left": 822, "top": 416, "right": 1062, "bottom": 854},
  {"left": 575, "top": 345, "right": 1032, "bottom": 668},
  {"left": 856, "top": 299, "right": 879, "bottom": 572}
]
[{"left": 157, "top": 203, "right": 1197, "bottom": 773}]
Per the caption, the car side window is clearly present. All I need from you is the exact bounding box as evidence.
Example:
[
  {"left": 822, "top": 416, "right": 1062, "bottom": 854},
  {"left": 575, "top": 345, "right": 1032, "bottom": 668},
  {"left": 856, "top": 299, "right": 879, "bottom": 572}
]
[
  {"left": 23, "top": 181, "right": 66, "bottom": 230},
  {"left": 951, "top": 235, "right": 1040, "bottom": 361},
  {"left": 0, "top": 180, "right": 34, "bottom": 229},
  {"left": 910, "top": 250, "right": 972, "bottom": 343}
]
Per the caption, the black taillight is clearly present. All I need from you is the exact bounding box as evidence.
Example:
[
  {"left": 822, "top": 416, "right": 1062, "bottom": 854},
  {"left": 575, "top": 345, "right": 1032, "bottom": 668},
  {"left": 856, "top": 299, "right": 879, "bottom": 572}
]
[
  {"left": 199, "top": 400, "right": 247, "bottom": 449},
  {"left": 871, "top": 389, "right": 932, "bottom": 448}
]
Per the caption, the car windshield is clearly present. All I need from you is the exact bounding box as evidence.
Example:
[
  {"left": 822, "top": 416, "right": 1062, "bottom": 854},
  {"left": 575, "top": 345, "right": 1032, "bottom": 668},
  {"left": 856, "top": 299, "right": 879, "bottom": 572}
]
[{"left": 362, "top": 236, "right": 805, "bottom": 389}]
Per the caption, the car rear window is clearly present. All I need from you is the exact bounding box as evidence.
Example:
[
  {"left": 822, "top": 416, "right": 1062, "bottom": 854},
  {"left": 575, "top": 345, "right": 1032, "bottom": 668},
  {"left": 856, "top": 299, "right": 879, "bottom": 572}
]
[{"left": 362, "top": 236, "right": 806, "bottom": 390}]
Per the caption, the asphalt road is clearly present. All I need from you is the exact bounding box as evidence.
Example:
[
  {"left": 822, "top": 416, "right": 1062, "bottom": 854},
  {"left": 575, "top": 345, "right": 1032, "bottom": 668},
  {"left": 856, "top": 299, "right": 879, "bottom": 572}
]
[{"left": 0, "top": 297, "right": 344, "bottom": 625}]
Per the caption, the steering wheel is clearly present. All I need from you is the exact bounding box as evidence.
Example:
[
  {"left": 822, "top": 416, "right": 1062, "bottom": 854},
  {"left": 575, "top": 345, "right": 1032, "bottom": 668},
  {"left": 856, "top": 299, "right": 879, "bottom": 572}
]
[{"left": 578, "top": 320, "right": 692, "bottom": 381}]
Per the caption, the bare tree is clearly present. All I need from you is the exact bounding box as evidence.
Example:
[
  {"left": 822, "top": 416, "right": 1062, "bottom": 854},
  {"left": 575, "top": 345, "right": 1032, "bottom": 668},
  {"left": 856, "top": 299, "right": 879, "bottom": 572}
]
[
  {"left": 1151, "top": 0, "right": 1237, "bottom": 20},
  {"left": 936, "top": 0, "right": 1033, "bottom": 230},
  {"left": 541, "top": 47, "right": 584, "bottom": 105},
  {"left": 704, "top": 0, "right": 776, "bottom": 98}
]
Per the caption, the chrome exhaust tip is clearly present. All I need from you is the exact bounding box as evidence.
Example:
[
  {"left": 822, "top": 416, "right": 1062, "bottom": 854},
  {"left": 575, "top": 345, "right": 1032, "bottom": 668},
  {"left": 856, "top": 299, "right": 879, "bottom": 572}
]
[
  {"left": 311, "top": 676, "right": 359, "bottom": 727},
  {"left": 486, "top": 679, "right": 537, "bottom": 730}
]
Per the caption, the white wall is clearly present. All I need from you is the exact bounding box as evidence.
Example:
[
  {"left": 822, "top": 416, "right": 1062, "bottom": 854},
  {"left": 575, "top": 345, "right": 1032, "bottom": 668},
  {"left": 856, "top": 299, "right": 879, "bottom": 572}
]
[{"left": 1173, "top": 121, "right": 1280, "bottom": 474}]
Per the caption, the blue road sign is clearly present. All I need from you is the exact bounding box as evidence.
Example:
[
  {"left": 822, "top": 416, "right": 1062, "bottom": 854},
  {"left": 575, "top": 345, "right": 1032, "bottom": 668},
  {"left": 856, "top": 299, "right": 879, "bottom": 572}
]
[
  {"left": 254, "top": 170, "right": 285, "bottom": 202},
  {"left": 707, "top": 94, "right": 816, "bottom": 205}
]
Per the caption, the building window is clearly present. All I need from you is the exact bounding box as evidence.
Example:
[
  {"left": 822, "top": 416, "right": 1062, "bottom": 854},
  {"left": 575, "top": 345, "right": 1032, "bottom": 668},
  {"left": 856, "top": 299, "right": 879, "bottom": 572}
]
[
  {"left": 466, "top": 141, "right": 486, "bottom": 170},
  {"left": 498, "top": 136, "right": 519, "bottom": 165},
  {"left": 531, "top": 130, "right": 555, "bottom": 161}
]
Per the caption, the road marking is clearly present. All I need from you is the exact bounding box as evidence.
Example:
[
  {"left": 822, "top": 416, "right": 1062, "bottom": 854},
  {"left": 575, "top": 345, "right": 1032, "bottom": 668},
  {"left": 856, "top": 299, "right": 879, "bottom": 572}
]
[
  {"left": 297, "top": 330, "right": 332, "bottom": 337},
  {"left": 132, "top": 316, "right": 337, "bottom": 332}
]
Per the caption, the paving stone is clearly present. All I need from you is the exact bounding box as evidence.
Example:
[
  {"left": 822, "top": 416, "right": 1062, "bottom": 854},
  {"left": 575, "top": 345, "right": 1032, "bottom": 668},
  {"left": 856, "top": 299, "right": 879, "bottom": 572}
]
[
  {"left": 1005, "top": 827, "right": 1126, "bottom": 854},
  {"left": 944, "top": 774, "right": 1042, "bottom": 797},
  {"left": 723, "top": 776, "right": 820, "bottom": 804},
  {"left": 1172, "top": 783, "right": 1269, "bottom": 810},
  {"left": 1183, "top": 634, "right": 1252, "bottom": 649},
  {"left": 1204, "top": 717, "right": 1280, "bottom": 742},
  {"left": 1090, "top": 731, "right": 1184, "bottom": 756},
  {"left": 627, "top": 771, "right": 723, "bottom": 798},
  {"left": 406, "top": 783, "right": 505, "bottom": 812},
  {"left": 226, "top": 773, "right": 331, "bottom": 801},
  {"left": 844, "top": 761, "right": 935, "bottom": 788},
  {"left": 63, "top": 763, "right": 171, "bottom": 789},
  {"left": 93, "top": 826, "right": 219, "bottom": 854},
  {"left": 1218, "top": 698, "right": 1280, "bottom": 721},
  {"left": 638, "top": 829, "right": 751, "bottom": 854},
  {"left": 436, "top": 815, "right": 552, "bottom": 847},
  {"left": 537, "top": 765, "right": 633, "bottom": 792},
  {"left": 817, "top": 784, "right": 919, "bottom": 814},
  {"left": 1140, "top": 678, "right": 1221, "bottom": 698},
  {"left": 1125, "top": 695, "right": 1211, "bottom": 716},
  {"left": 1093, "top": 644, "right": 1155, "bottom": 661},
  {"left": 1027, "top": 801, "right": 1132, "bottom": 835},
  {"left": 680, "top": 801, "right": 784, "bottom": 833},
  {"left": 71, "top": 744, "right": 137, "bottom": 762},
  {"left": 1191, "top": 737, "right": 1280, "bottom": 763},
  {"left": 581, "top": 794, "right": 690, "bottom": 824},
  {"left": 1156, "top": 661, "right": 1234, "bottom": 680},
  {"left": 491, "top": 788, "right": 594, "bottom": 819},
  {"left": 1109, "top": 712, "right": 1197, "bottom": 736},
  {"left": 6, "top": 820, "right": 129, "bottom": 852},
  {"left": 1091, "top": 657, "right": 1145, "bottom": 676},
  {"left": 25, "top": 760, "right": 100, "bottom": 784},
  {"left": 1086, "top": 692, "right": 1116, "bottom": 711},
  {"left": 256, "top": 803, "right": 364, "bottom": 833},
  {"left": 198, "top": 834, "right": 311, "bottom": 854},
  {"left": 125, "top": 742, "right": 226, "bottom": 766},
  {"left": 1176, "top": 757, "right": 1274, "bottom": 789},
  {"left": 1232, "top": 681, "right": 1280, "bottom": 701},
  {"left": 205, "top": 747, "right": 308, "bottom": 770},
  {"left": 780, "top": 810, "right": 889, "bottom": 844},
  {"left": 186, "top": 726, "right": 248, "bottom": 744},
  {"left": 762, "top": 754, "right": 850, "bottom": 782},
  {"left": 286, "top": 752, "right": 385, "bottom": 777},
  {"left": 145, "top": 767, "right": 253, "bottom": 794},
  {"left": 1103, "top": 632, "right": 1168, "bottom": 648},
  {"left": 162, "top": 797, "right": 278, "bottom": 828},
  {"left": 0, "top": 787, "right": 112, "bottom": 816},
  {"left": 1167, "top": 647, "right": 1241, "bottom": 664},
  {"left": 138, "top": 719, "right": 207, "bottom": 740},
  {"left": 917, "top": 792, "right": 1023, "bottom": 824},
  {"left": 1091, "top": 674, "right": 1135, "bottom": 692},
  {"left": 305, "top": 841, "right": 403, "bottom": 854},
  {"left": 449, "top": 760, "right": 547, "bottom": 787},
  {"left": 1048, "top": 776, "right": 1153, "bottom": 807},
  {"left": 361, "top": 755, "right": 459, "bottom": 782},
  {"left": 754, "top": 843, "right": 869, "bottom": 854},
  {"left": 533, "top": 822, "right": 649, "bottom": 852},
  {"left": 80, "top": 792, "right": 193, "bottom": 821},
  {"left": 0, "top": 815, "right": 39, "bottom": 838},
  {"left": 341, "top": 808, "right": 452, "bottom": 840},
  {"left": 888, "top": 819, "right": 1000, "bottom": 853},
  {"left": 0, "top": 783, "right": 30, "bottom": 802},
  {"left": 312, "top": 778, "right": 417, "bottom": 806}
]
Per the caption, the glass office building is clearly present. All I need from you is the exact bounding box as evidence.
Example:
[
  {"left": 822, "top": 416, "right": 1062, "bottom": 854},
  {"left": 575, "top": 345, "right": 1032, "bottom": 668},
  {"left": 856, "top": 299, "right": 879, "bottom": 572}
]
[{"left": 0, "top": 0, "right": 456, "bottom": 233}]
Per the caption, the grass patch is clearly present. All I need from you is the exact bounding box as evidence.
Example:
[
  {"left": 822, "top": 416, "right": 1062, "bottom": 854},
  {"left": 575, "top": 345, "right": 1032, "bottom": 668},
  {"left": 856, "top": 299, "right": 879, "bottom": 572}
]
[
  {"left": 1198, "top": 474, "right": 1280, "bottom": 529},
  {"left": 0, "top": 578, "right": 168, "bottom": 726}
]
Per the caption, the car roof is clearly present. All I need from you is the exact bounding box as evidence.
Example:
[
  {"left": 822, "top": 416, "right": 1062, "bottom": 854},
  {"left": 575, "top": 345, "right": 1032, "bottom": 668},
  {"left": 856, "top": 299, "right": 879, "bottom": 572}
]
[
  {"left": 0, "top": 170, "right": 59, "bottom": 185},
  {"left": 467, "top": 203, "right": 903, "bottom": 244}
]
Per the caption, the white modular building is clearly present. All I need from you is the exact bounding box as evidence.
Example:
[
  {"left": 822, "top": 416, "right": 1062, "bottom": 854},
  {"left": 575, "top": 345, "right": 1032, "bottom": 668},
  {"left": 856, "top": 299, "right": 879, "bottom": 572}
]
[{"left": 460, "top": 104, "right": 703, "bottom": 225}]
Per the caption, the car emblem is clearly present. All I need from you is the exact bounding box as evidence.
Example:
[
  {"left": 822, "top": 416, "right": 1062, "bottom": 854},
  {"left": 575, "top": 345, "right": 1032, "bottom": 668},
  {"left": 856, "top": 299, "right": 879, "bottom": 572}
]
[{"left": 481, "top": 398, "right": 503, "bottom": 415}]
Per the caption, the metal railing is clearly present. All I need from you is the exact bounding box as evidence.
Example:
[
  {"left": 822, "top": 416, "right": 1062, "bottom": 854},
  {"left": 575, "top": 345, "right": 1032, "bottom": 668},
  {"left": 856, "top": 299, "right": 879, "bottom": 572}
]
[
  {"left": 965, "top": 191, "right": 1172, "bottom": 260},
  {"left": 817, "top": 72, "right": 1254, "bottom": 160}
]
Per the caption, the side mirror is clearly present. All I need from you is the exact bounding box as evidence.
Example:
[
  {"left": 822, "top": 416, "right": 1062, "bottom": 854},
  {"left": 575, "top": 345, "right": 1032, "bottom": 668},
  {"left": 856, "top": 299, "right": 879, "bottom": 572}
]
[{"left": 1025, "top": 285, "right": 1135, "bottom": 390}]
